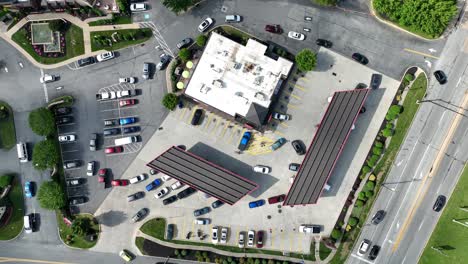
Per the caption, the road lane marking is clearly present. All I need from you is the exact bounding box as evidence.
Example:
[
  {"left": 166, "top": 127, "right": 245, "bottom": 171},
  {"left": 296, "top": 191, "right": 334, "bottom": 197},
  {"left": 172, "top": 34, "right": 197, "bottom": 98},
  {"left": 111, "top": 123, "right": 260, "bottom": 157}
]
[
  {"left": 349, "top": 254, "right": 374, "bottom": 264},
  {"left": 219, "top": 121, "right": 230, "bottom": 138},
  {"left": 0, "top": 257, "right": 76, "bottom": 264},
  {"left": 289, "top": 82, "right": 307, "bottom": 92},
  {"left": 284, "top": 92, "right": 301, "bottom": 100},
  {"left": 279, "top": 122, "right": 288, "bottom": 128},
  {"left": 403, "top": 48, "right": 439, "bottom": 59},
  {"left": 274, "top": 131, "right": 285, "bottom": 137},
  {"left": 179, "top": 107, "right": 188, "bottom": 120},
  {"left": 392, "top": 93, "right": 468, "bottom": 251}
]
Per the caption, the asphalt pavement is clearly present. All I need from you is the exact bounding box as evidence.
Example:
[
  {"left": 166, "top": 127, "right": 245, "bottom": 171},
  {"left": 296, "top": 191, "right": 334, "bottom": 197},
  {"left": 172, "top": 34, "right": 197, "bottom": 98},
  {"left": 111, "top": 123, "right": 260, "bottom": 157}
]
[{"left": 347, "top": 18, "right": 468, "bottom": 264}]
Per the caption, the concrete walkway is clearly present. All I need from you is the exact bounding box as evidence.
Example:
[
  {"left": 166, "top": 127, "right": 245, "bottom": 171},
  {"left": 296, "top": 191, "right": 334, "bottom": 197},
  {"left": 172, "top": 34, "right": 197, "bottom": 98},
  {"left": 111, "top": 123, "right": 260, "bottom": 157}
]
[
  {"left": 136, "top": 231, "right": 327, "bottom": 264},
  {"left": 0, "top": 12, "right": 141, "bottom": 69}
]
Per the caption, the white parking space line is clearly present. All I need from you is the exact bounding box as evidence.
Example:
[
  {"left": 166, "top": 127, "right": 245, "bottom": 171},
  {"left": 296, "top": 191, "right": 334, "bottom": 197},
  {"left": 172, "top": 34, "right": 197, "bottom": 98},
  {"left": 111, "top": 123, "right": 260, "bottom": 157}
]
[
  {"left": 139, "top": 21, "right": 174, "bottom": 57},
  {"left": 100, "top": 108, "right": 120, "bottom": 112},
  {"left": 350, "top": 254, "right": 374, "bottom": 264},
  {"left": 57, "top": 123, "right": 76, "bottom": 127}
]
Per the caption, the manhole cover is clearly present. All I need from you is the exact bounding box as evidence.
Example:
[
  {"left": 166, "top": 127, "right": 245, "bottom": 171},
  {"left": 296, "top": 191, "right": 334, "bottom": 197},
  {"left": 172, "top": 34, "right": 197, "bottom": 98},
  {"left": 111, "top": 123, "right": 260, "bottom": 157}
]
[
  {"left": 221, "top": 6, "right": 228, "bottom": 12},
  {"left": 267, "top": 215, "right": 271, "bottom": 219},
  {"left": 278, "top": 209, "right": 282, "bottom": 213},
  {"left": 277, "top": 205, "right": 281, "bottom": 209}
]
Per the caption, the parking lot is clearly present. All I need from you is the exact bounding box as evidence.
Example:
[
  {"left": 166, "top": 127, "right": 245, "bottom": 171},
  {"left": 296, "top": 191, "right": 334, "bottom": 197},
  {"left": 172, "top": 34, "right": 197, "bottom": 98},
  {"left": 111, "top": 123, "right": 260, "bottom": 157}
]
[{"left": 92, "top": 48, "right": 401, "bottom": 254}]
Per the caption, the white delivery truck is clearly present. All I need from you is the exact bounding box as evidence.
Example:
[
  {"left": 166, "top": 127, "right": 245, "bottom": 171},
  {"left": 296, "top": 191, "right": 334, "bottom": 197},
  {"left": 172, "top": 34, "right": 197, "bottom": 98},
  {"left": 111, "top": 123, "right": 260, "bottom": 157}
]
[
  {"left": 114, "top": 136, "right": 138, "bottom": 146},
  {"left": 96, "top": 91, "right": 116, "bottom": 101}
]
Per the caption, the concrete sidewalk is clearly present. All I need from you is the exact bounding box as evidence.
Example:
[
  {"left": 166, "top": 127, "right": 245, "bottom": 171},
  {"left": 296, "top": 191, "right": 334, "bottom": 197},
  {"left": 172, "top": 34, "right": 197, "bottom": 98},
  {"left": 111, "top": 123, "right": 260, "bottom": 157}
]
[{"left": 0, "top": 12, "right": 141, "bottom": 69}]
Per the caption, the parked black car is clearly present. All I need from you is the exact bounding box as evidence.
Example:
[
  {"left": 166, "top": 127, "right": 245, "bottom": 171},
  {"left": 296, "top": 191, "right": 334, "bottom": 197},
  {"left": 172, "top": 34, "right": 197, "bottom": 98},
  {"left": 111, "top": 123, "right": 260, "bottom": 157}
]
[
  {"left": 191, "top": 109, "right": 203, "bottom": 125},
  {"left": 371, "top": 210, "right": 386, "bottom": 225},
  {"left": 316, "top": 39, "right": 332, "bottom": 48},
  {"left": 131, "top": 208, "right": 148, "bottom": 223},
  {"left": 368, "top": 245, "right": 380, "bottom": 260},
  {"left": 56, "top": 116, "right": 73, "bottom": 125},
  {"left": 434, "top": 70, "right": 447, "bottom": 84},
  {"left": 55, "top": 107, "right": 71, "bottom": 116},
  {"left": 176, "top": 38, "right": 193, "bottom": 49},
  {"left": 370, "top": 74, "right": 382, "bottom": 89},
  {"left": 433, "top": 195, "right": 446, "bottom": 212},
  {"left": 156, "top": 54, "right": 171, "bottom": 71},
  {"left": 291, "top": 140, "right": 306, "bottom": 155},
  {"left": 163, "top": 195, "right": 178, "bottom": 205},
  {"left": 177, "top": 187, "right": 197, "bottom": 199},
  {"left": 193, "top": 207, "right": 211, "bottom": 217},
  {"left": 103, "top": 128, "right": 120, "bottom": 136},
  {"left": 123, "top": 126, "right": 140, "bottom": 134},
  {"left": 127, "top": 192, "right": 145, "bottom": 202},
  {"left": 167, "top": 224, "right": 175, "bottom": 240},
  {"left": 289, "top": 163, "right": 300, "bottom": 171},
  {"left": 77, "top": 57, "right": 96, "bottom": 67},
  {"left": 212, "top": 200, "right": 224, "bottom": 209},
  {"left": 69, "top": 197, "right": 86, "bottom": 205},
  {"left": 352, "top": 53, "right": 368, "bottom": 65}
]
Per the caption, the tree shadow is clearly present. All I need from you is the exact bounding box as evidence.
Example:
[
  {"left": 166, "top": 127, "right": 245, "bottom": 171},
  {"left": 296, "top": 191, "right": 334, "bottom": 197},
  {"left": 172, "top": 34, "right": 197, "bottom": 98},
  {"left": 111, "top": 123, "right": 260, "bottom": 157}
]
[{"left": 95, "top": 210, "right": 127, "bottom": 227}]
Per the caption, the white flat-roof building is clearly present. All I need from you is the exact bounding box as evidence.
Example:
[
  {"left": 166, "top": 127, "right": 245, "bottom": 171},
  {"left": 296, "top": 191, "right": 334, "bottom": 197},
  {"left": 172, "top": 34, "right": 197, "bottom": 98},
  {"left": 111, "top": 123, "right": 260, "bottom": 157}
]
[{"left": 184, "top": 32, "right": 293, "bottom": 127}]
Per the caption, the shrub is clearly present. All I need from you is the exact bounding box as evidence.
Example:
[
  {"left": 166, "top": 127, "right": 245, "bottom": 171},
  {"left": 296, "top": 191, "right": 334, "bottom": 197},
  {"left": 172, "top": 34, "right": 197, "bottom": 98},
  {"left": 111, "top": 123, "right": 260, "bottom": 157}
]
[
  {"left": 0, "top": 174, "right": 13, "bottom": 188},
  {"left": 374, "top": 141, "right": 384, "bottom": 148},
  {"left": 348, "top": 217, "right": 359, "bottom": 226},
  {"left": 178, "top": 48, "right": 191, "bottom": 62},
  {"left": 386, "top": 122, "right": 394, "bottom": 129},
  {"left": 373, "top": 147, "right": 382, "bottom": 156},
  {"left": 404, "top": 73, "right": 415, "bottom": 82},
  {"left": 369, "top": 174, "right": 376, "bottom": 181},
  {"left": 330, "top": 228, "right": 342, "bottom": 240},
  {"left": 382, "top": 128, "right": 394, "bottom": 137},
  {"left": 48, "top": 20, "right": 67, "bottom": 32},
  {"left": 359, "top": 174, "right": 366, "bottom": 180},
  {"left": 365, "top": 190, "right": 374, "bottom": 198},
  {"left": 370, "top": 154, "right": 380, "bottom": 163},
  {"left": 362, "top": 165, "right": 371, "bottom": 174},
  {"left": 0, "top": 105, "right": 9, "bottom": 120},
  {"left": 162, "top": 0, "right": 193, "bottom": 14},
  {"left": 71, "top": 217, "right": 91, "bottom": 236},
  {"left": 181, "top": 249, "right": 187, "bottom": 256},
  {"left": 367, "top": 159, "right": 376, "bottom": 168},
  {"left": 202, "top": 252, "right": 208, "bottom": 258},
  {"left": 314, "top": 0, "right": 337, "bottom": 6},
  {"left": 386, "top": 112, "right": 397, "bottom": 121},
  {"left": 366, "top": 181, "right": 376, "bottom": 190},
  {"left": 196, "top": 35, "right": 208, "bottom": 47},
  {"left": 37, "top": 181, "right": 66, "bottom": 210},
  {"left": 228, "top": 257, "right": 234, "bottom": 263},
  {"left": 295, "top": 49, "right": 317, "bottom": 72},
  {"left": 174, "top": 249, "right": 180, "bottom": 255},
  {"left": 28, "top": 107, "right": 56, "bottom": 136},
  {"left": 389, "top": 105, "right": 402, "bottom": 115},
  {"left": 162, "top": 93, "right": 178, "bottom": 111},
  {"left": 261, "top": 260, "right": 267, "bottom": 264},
  {"left": 358, "top": 191, "right": 366, "bottom": 200},
  {"left": 116, "top": 0, "right": 129, "bottom": 13},
  {"left": 32, "top": 139, "right": 60, "bottom": 171},
  {"left": 355, "top": 199, "right": 365, "bottom": 207}
]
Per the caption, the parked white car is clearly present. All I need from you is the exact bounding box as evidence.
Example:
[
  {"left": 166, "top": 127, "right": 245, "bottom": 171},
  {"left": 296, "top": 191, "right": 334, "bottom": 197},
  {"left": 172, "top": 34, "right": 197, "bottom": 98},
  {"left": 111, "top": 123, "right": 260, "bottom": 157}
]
[
  {"left": 238, "top": 232, "right": 245, "bottom": 248},
  {"left": 96, "top": 51, "right": 115, "bottom": 62},
  {"left": 272, "top": 112, "right": 290, "bottom": 121},
  {"left": 220, "top": 227, "right": 228, "bottom": 243},
  {"left": 253, "top": 165, "right": 271, "bottom": 174},
  {"left": 39, "top": 74, "right": 56, "bottom": 83},
  {"left": 194, "top": 218, "right": 211, "bottom": 225},
  {"left": 247, "top": 230, "right": 255, "bottom": 247},
  {"left": 357, "top": 239, "right": 371, "bottom": 256},
  {"left": 171, "top": 181, "right": 183, "bottom": 190},
  {"left": 58, "top": 134, "right": 76, "bottom": 142},
  {"left": 198, "top": 17, "right": 214, "bottom": 32},
  {"left": 130, "top": 3, "right": 147, "bottom": 12},
  {"left": 129, "top": 174, "right": 146, "bottom": 184},
  {"left": 211, "top": 226, "right": 219, "bottom": 244},
  {"left": 299, "top": 224, "right": 321, "bottom": 234},
  {"left": 154, "top": 187, "right": 170, "bottom": 199},
  {"left": 288, "top": 31, "right": 305, "bottom": 40},
  {"left": 161, "top": 175, "right": 172, "bottom": 182},
  {"left": 119, "top": 77, "right": 135, "bottom": 84},
  {"left": 86, "top": 161, "right": 95, "bottom": 176}
]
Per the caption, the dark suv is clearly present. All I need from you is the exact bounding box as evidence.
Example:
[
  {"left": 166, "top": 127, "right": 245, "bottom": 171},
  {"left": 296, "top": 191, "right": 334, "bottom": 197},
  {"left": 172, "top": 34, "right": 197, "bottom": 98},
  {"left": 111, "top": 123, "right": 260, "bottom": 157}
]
[
  {"left": 177, "top": 187, "right": 197, "bottom": 199},
  {"left": 434, "top": 70, "right": 447, "bottom": 84},
  {"left": 77, "top": 57, "right": 96, "bottom": 67},
  {"left": 368, "top": 245, "right": 380, "bottom": 260},
  {"left": 163, "top": 195, "right": 178, "bottom": 205},
  {"left": 433, "top": 195, "right": 446, "bottom": 212},
  {"left": 291, "top": 140, "right": 306, "bottom": 155},
  {"left": 176, "top": 38, "right": 192, "bottom": 49},
  {"left": 371, "top": 210, "right": 385, "bottom": 225},
  {"left": 370, "top": 74, "right": 382, "bottom": 89},
  {"left": 191, "top": 109, "right": 203, "bottom": 125},
  {"left": 352, "top": 53, "right": 368, "bottom": 65}
]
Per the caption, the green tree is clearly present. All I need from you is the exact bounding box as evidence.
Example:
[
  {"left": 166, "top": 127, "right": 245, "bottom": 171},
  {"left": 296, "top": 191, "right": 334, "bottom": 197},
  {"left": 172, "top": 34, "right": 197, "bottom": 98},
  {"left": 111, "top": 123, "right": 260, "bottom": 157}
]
[
  {"left": 178, "top": 48, "right": 191, "bottom": 62},
  {"left": 366, "top": 181, "right": 376, "bottom": 190},
  {"left": 295, "top": 49, "right": 317, "bottom": 72},
  {"left": 367, "top": 159, "right": 376, "bottom": 168},
  {"left": 313, "top": 0, "right": 337, "bottom": 6},
  {"left": 358, "top": 191, "right": 366, "bottom": 201},
  {"left": 374, "top": 141, "right": 384, "bottom": 148},
  {"left": 389, "top": 105, "right": 402, "bottom": 115},
  {"left": 0, "top": 174, "right": 13, "bottom": 188},
  {"left": 372, "top": 147, "right": 382, "bottom": 156},
  {"left": 28, "top": 107, "right": 55, "bottom": 136},
  {"left": 348, "top": 217, "right": 359, "bottom": 226},
  {"left": 196, "top": 35, "right": 208, "bottom": 47},
  {"left": 362, "top": 165, "right": 371, "bottom": 174},
  {"left": 37, "top": 181, "right": 66, "bottom": 210},
  {"left": 382, "top": 128, "right": 394, "bottom": 137},
  {"left": 355, "top": 199, "right": 365, "bottom": 207},
  {"left": 181, "top": 249, "right": 188, "bottom": 256},
  {"left": 162, "top": 0, "right": 193, "bottom": 14},
  {"left": 330, "top": 228, "right": 342, "bottom": 240},
  {"left": 365, "top": 190, "right": 374, "bottom": 198},
  {"left": 32, "top": 140, "right": 60, "bottom": 170},
  {"left": 0, "top": 105, "right": 9, "bottom": 120},
  {"left": 48, "top": 20, "right": 67, "bottom": 32},
  {"left": 116, "top": 0, "right": 129, "bottom": 13},
  {"left": 162, "top": 93, "right": 178, "bottom": 111},
  {"left": 71, "top": 217, "right": 91, "bottom": 236}
]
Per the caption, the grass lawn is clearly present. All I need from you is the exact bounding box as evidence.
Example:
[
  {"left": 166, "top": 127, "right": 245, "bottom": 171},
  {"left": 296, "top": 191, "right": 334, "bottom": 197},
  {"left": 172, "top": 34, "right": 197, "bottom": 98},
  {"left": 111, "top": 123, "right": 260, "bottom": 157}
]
[
  {"left": 88, "top": 15, "right": 132, "bottom": 26},
  {"left": 218, "top": 26, "right": 253, "bottom": 45},
  {"left": 12, "top": 24, "right": 84, "bottom": 64},
  {"left": 56, "top": 212, "right": 99, "bottom": 249},
  {"left": 140, "top": 218, "right": 315, "bottom": 260},
  {"left": 0, "top": 101, "right": 16, "bottom": 150},
  {"left": 419, "top": 166, "right": 468, "bottom": 264},
  {"left": 135, "top": 236, "right": 147, "bottom": 254},
  {"left": 319, "top": 241, "right": 332, "bottom": 260},
  {"left": 90, "top": 28, "right": 152, "bottom": 52},
  {"left": 0, "top": 175, "right": 25, "bottom": 240},
  {"left": 330, "top": 73, "right": 428, "bottom": 263}
]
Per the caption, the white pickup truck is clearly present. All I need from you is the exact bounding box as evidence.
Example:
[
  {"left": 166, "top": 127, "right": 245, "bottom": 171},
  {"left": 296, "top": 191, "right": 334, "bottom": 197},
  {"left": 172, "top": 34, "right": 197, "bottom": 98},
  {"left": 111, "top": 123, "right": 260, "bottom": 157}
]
[
  {"left": 116, "top": 89, "right": 136, "bottom": 98},
  {"left": 96, "top": 91, "right": 116, "bottom": 101}
]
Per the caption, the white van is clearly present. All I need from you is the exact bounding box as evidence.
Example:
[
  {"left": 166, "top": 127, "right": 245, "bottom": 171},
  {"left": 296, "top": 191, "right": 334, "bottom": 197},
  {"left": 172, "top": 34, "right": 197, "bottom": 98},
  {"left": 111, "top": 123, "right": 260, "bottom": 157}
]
[
  {"left": 23, "top": 215, "right": 32, "bottom": 234},
  {"left": 17, "top": 142, "right": 28, "bottom": 163},
  {"left": 114, "top": 136, "right": 138, "bottom": 146},
  {"left": 225, "top": 15, "right": 242, "bottom": 23}
]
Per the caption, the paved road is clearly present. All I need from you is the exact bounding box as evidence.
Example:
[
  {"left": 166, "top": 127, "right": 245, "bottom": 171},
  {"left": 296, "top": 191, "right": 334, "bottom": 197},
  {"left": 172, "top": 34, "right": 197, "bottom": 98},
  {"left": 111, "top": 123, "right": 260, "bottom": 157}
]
[{"left": 347, "top": 19, "right": 468, "bottom": 264}]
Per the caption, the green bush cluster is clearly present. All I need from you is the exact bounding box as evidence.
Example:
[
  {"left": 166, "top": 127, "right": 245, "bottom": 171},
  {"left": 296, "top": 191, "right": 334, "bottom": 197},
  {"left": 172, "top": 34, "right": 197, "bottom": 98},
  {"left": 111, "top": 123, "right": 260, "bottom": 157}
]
[
  {"left": 178, "top": 48, "right": 191, "bottom": 62},
  {"left": 28, "top": 107, "right": 55, "bottom": 136},
  {"left": 32, "top": 139, "right": 60, "bottom": 171},
  {"left": 162, "top": 93, "right": 179, "bottom": 111},
  {"left": 348, "top": 217, "right": 359, "bottom": 227},
  {"left": 404, "top": 73, "right": 415, "bottom": 82},
  {"left": 331, "top": 228, "right": 342, "bottom": 241},
  {"left": 37, "top": 181, "right": 66, "bottom": 210},
  {"left": 373, "top": 0, "right": 457, "bottom": 38},
  {"left": 295, "top": 49, "right": 317, "bottom": 72},
  {"left": 0, "top": 174, "right": 13, "bottom": 188},
  {"left": 196, "top": 35, "right": 208, "bottom": 47}
]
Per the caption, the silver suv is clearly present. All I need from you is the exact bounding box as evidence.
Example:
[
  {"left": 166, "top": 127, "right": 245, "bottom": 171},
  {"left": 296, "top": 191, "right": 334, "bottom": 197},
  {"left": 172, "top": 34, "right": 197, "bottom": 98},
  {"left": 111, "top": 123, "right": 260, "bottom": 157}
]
[{"left": 142, "top": 63, "right": 150, "bottom": 79}]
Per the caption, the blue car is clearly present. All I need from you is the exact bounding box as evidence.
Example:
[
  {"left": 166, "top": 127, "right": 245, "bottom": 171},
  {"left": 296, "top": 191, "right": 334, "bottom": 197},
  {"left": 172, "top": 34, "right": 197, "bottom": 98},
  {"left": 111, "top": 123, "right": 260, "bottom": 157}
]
[
  {"left": 249, "top": 199, "right": 265, "bottom": 208},
  {"left": 24, "top": 181, "right": 33, "bottom": 198},
  {"left": 119, "top": 117, "right": 136, "bottom": 125},
  {"left": 145, "top": 179, "right": 162, "bottom": 191},
  {"left": 238, "top": 131, "right": 252, "bottom": 151},
  {"left": 271, "top": 137, "right": 287, "bottom": 151}
]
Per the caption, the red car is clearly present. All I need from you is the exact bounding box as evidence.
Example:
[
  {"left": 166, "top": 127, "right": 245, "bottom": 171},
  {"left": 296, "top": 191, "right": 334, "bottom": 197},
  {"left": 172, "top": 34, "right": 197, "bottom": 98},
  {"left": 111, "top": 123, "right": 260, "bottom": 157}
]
[
  {"left": 111, "top": 179, "right": 129, "bottom": 186},
  {"left": 265, "top": 24, "right": 282, "bottom": 34},
  {"left": 105, "top": 146, "right": 123, "bottom": 154},
  {"left": 119, "top": 99, "right": 136, "bottom": 107},
  {"left": 98, "top": 168, "right": 108, "bottom": 183},
  {"left": 256, "top": 231, "right": 264, "bottom": 248},
  {"left": 268, "top": 194, "right": 286, "bottom": 204}
]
